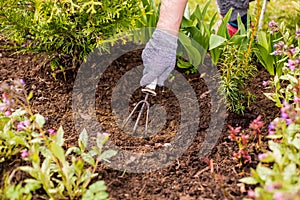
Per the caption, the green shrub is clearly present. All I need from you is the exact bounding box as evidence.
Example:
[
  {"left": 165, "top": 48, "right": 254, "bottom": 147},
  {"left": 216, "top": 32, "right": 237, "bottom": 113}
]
[{"left": 0, "top": 0, "right": 145, "bottom": 73}]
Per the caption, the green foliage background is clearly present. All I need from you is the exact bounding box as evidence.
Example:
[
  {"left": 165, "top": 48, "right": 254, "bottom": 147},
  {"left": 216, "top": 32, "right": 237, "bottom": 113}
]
[{"left": 0, "top": 0, "right": 145, "bottom": 71}]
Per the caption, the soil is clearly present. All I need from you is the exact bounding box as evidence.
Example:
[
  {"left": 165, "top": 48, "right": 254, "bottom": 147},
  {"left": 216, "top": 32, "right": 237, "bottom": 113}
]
[{"left": 0, "top": 37, "right": 280, "bottom": 200}]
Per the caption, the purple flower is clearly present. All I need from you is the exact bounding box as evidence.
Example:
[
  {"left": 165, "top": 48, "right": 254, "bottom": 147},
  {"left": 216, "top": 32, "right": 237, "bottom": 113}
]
[
  {"left": 247, "top": 189, "right": 255, "bottom": 198},
  {"left": 268, "top": 122, "right": 275, "bottom": 130},
  {"left": 268, "top": 20, "right": 277, "bottom": 28},
  {"left": 268, "top": 20, "right": 279, "bottom": 34},
  {"left": 285, "top": 118, "right": 292, "bottom": 125},
  {"left": 19, "top": 79, "right": 25, "bottom": 85},
  {"left": 47, "top": 128, "right": 56, "bottom": 136},
  {"left": 280, "top": 111, "right": 289, "bottom": 119},
  {"left": 21, "top": 149, "right": 29, "bottom": 159},
  {"left": 262, "top": 81, "right": 269, "bottom": 87},
  {"left": 17, "top": 120, "right": 31, "bottom": 131}
]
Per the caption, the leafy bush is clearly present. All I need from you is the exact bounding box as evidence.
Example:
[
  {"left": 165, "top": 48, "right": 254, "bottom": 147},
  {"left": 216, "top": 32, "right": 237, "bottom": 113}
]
[
  {"left": 0, "top": 0, "right": 145, "bottom": 74},
  {"left": 0, "top": 80, "right": 116, "bottom": 199}
]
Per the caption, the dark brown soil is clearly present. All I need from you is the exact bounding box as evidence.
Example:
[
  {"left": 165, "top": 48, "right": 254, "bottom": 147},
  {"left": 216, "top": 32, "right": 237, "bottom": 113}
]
[{"left": 0, "top": 37, "right": 279, "bottom": 200}]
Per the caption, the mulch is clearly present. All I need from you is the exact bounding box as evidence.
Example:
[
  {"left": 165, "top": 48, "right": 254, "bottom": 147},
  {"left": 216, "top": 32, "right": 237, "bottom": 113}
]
[{"left": 0, "top": 38, "right": 279, "bottom": 200}]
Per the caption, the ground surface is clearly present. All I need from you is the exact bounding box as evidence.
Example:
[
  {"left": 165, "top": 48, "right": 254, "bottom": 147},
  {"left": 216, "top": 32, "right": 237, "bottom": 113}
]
[{"left": 0, "top": 38, "right": 280, "bottom": 200}]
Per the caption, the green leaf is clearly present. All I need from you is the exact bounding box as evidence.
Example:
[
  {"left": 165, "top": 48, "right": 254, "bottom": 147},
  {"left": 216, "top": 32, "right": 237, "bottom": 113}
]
[
  {"left": 79, "top": 128, "right": 89, "bottom": 150},
  {"left": 98, "top": 149, "right": 117, "bottom": 162},
  {"left": 27, "top": 91, "right": 33, "bottom": 101},
  {"left": 10, "top": 109, "right": 26, "bottom": 117},
  {"left": 291, "top": 134, "right": 300, "bottom": 149},
  {"left": 209, "top": 34, "right": 227, "bottom": 50},
  {"left": 66, "top": 146, "right": 81, "bottom": 156},
  {"left": 283, "top": 163, "right": 296, "bottom": 182},
  {"left": 54, "top": 126, "right": 64, "bottom": 146},
  {"left": 19, "top": 166, "right": 38, "bottom": 178},
  {"left": 253, "top": 44, "right": 275, "bottom": 75},
  {"left": 268, "top": 140, "right": 283, "bottom": 165},
  {"left": 50, "top": 142, "right": 66, "bottom": 164},
  {"left": 239, "top": 177, "right": 258, "bottom": 185},
  {"left": 34, "top": 114, "right": 45, "bottom": 128},
  {"left": 256, "top": 164, "right": 274, "bottom": 181},
  {"left": 82, "top": 153, "right": 95, "bottom": 167}
]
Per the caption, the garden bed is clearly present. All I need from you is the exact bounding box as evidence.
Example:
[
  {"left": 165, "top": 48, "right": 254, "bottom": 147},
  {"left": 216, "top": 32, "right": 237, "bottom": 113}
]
[{"left": 0, "top": 38, "right": 280, "bottom": 199}]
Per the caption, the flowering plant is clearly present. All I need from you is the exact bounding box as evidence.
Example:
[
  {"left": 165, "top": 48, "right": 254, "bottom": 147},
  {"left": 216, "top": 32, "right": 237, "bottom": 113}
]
[
  {"left": 240, "top": 31, "right": 300, "bottom": 198},
  {"left": 0, "top": 80, "right": 116, "bottom": 199},
  {"left": 262, "top": 22, "right": 300, "bottom": 107}
]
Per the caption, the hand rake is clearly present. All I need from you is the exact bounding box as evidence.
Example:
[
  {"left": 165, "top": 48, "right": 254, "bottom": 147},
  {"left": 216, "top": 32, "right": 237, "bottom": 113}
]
[{"left": 122, "top": 79, "right": 157, "bottom": 136}]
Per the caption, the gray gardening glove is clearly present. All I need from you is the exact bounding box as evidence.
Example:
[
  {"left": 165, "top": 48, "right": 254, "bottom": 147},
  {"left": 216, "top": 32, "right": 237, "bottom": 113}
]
[{"left": 140, "top": 28, "right": 178, "bottom": 87}]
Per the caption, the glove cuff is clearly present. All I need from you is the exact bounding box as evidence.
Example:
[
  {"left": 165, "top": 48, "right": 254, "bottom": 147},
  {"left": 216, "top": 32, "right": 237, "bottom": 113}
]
[{"left": 152, "top": 28, "right": 178, "bottom": 49}]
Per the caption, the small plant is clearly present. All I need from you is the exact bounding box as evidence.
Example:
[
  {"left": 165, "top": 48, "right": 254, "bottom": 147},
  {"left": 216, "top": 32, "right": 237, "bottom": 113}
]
[
  {"left": 0, "top": 80, "right": 116, "bottom": 199},
  {"left": 240, "top": 100, "right": 300, "bottom": 200},
  {"left": 228, "top": 115, "right": 264, "bottom": 168}
]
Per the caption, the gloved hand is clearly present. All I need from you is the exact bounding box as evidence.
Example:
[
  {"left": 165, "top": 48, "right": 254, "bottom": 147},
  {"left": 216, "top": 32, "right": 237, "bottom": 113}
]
[{"left": 140, "top": 28, "right": 178, "bottom": 87}]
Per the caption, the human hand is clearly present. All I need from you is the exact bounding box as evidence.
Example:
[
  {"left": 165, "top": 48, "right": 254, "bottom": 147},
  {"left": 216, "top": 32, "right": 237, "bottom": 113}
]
[{"left": 140, "top": 28, "right": 178, "bottom": 87}]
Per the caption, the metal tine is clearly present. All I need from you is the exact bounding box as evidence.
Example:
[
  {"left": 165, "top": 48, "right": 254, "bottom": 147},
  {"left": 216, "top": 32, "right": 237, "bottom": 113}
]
[{"left": 122, "top": 93, "right": 150, "bottom": 135}]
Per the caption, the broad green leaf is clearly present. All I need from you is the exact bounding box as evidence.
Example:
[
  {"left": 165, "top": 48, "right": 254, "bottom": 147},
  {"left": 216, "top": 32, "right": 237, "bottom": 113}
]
[
  {"left": 257, "top": 31, "right": 269, "bottom": 50},
  {"left": 217, "top": 8, "right": 232, "bottom": 38},
  {"left": 209, "top": 34, "right": 227, "bottom": 50},
  {"left": 253, "top": 44, "right": 275, "bottom": 75},
  {"left": 50, "top": 142, "right": 66, "bottom": 164}
]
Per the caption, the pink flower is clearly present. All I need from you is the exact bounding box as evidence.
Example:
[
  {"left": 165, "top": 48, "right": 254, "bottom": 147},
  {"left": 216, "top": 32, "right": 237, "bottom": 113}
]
[
  {"left": 262, "top": 81, "right": 269, "bottom": 87},
  {"left": 21, "top": 150, "right": 29, "bottom": 159},
  {"left": 47, "top": 128, "right": 56, "bottom": 136},
  {"left": 241, "top": 134, "right": 249, "bottom": 145},
  {"left": 288, "top": 59, "right": 295, "bottom": 71},
  {"left": 4, "top": 110, "right": 11, "bottom": 116},
  {"left": 2, "top": 93, "right": 8, "bottom": 99},
  {"left": 273, "top": 192, "right": 285, "bottom": 200},
  {"left": 247, "top": 189, "right": 255, "bottom": 198},
  {"left": 17, "top": 120, "right": 31, "bottom": 131},
  {"left": 294, "top": 96, "right": 300, "bottom": 103},
  {"left": 258, "top": 153, "right": 267, "bottom": 161}
]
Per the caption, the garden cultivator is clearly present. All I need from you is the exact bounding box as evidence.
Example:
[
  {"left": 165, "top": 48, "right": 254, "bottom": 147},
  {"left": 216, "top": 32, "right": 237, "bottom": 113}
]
[{"left": 122, "top": 79, "right": 157, "bottom": 136}]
